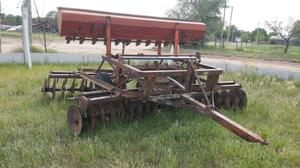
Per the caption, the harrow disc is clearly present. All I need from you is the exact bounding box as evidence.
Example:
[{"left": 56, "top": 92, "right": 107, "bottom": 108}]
[
  {"left": 135, "top": 102, "right": 143, "bottom": 120},
  {"left": 126, "top": 101, "right": 143, "bottom": 121},
  {"left": 51, "top": 79, "right": 56, "bottom": 99},
  {"left": 61, "top": 78, "right": 67, "bottom": 97},
  {"left": 118, "top": 103, "right": 126, "bottom": 120},
  {"left": 41, "top": 78, "right": 49, "bottom": 95},
  {"left": 239, "top": 89, "right": 247, "bottom": 109},
  {"left": 87, "top": 104, "right": 96, "bottom": 130},
  {"left": 220, "top": 90, "right": 230, "bottom": 109},
  {"left": 229, "top": 89, "right": 240, "bottom": 111},
  {"left": 67, "top": 105, "right": 83, "bottom": 135},
  {"left": 128, "top": 103, "right": 136, "bottom": 121},
  {"left": 213, "top": 92, "right": 222, "bottom": 109},
  {"left": 70, "top": 79, "right": 76, "bottom": 96},
  {"left": 98, "top": 105, "right": 106, "bottom": 125}
]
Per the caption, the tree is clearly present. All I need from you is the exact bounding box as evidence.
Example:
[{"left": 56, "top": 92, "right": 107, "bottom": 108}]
[
  {"left": 241, "top": 31, "right": 250, "bottom": 44},
  {"left": 166, "top": 0, "right": 225, "bottom": 35},
  {"left": 266, "top": 18, "right": 300, "bottom": 53},
  {"left": 45, "top": 11, "right": 57, "bottom": 19},
  {"left": 268, "top": 32, "right": 277, "bottom": 37},
  {"left": 294, "top": 20, "right": 300, "bottom": 38},
  {"left": 250, "top": 28, "right": 268, "bottom": 43},
  {"left": 1, "top": 14, "right": 22, "bottom": 25},
  {"left": 225, "top": 25, "right": 241, "bottom": 42}
]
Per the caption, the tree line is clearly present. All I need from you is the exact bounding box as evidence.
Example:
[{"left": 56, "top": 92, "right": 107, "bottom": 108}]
[
  {"left": 167, "top": 0, "right": 300, "bottom": 53},
  {"left": 0, "top": 11, "right": 57, "bottom": 33},
  {"left": 0, "top": 14, "right": 22, "bottom": 26}
]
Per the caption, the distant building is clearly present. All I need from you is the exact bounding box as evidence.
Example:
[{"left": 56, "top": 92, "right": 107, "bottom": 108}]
[
  {"left": 6, "top": 25, "right": 23, "bottom": 32},
  {"left": 292, "top": 39, "right": 300, "bottom": 46},
  {"left": 0, "top": 24, "right": 14, "bottom": 30},
  {"left": 269, "top": 36, "right": 285, "bottom": 45},
  {"left": 269, "top": 36, "right": 300, "bottom": 46}
]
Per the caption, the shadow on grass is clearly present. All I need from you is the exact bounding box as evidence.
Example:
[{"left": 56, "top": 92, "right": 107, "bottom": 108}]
[{"left": 79, "top": 106, "right": 201, "bottom": 139}]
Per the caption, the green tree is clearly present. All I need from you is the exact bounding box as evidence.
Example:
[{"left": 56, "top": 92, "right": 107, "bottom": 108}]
[
  {"left": 241, "top": 31, "right": 250, "bottom": 43},
  {"left": 294, "top": 20, "right": 300, "bottom": 38},
  {"left": 268, "top": 32, "right": 277, "bottom": 37},
  {"left": 225, "top": 25, "right": 242, "bottom": 42},
  {"left": 166, "top": 0, "right": 225, "bottom": 35},
  {"left": 3, "top": 14, "right": 22, "bottom": 25},
  {"left": 266, "top": 18, "right": 300, "bottom": 53},
  {"left": 250, "top": 28, "right": 268, "bottom": 42},
  {"left": 45, "top": 11, "right": 57, "bottom": 20}
]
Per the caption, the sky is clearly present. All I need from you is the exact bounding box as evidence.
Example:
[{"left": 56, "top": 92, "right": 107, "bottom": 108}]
[{"left": 2, "top": 0, "right": 300, "bottom": 32}]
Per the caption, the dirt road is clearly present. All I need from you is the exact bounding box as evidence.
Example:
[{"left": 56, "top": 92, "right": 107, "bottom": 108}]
[{"left": 2, "top": 36, "right": 300, "bottom": 74}]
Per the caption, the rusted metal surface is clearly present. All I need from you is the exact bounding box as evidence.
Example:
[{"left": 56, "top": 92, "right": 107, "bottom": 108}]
[
  {"left": 181, "top": 94, "right": 268, "bottom": 145},
  {"left": 57, "top": 7, "right": 206, "bottom": 44},
  {"left": 41, "top": 8, "right": 268, "bottom": 145}
]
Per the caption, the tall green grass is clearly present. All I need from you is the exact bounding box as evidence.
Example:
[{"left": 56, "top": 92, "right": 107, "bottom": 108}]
[
  {"left": 181, "top": 43, "right": 300, "bottom": 62},
  {"left": 0, "top": 64, "right": 299, "bottom": 167}
]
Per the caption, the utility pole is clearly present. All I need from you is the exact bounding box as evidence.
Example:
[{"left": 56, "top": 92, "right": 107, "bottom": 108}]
[
  {"left": 256, "top": 22, "right": 260, "bottom": 45},
  {"left": 22, "top": 0, "right": 32, "bottom": 69},
  {"left": 227, "top": 6, "right": 233, "bottom": 42},
  {"left": 28, "top": 0, "right": 32, "bottom": 45},
  {"left": 0, "top": 0, "right": 2, "bottom": 53},
  {"left": 220, "top": 0, "right": 227, "bottom": 48},
  {"left": 231, "top": 28, "right": 235, "bottom": 42}
]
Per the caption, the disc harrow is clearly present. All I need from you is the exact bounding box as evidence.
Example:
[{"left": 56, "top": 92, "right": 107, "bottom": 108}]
[{"left": 42, "top": 7, "right": 268, "bottom": 145}]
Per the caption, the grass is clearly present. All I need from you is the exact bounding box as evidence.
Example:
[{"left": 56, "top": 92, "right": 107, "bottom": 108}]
[
  {"left": 12, "top": 45, "right": 57, "bottom": 53},
  {"left": 0, "top": 64, "right": 300, "bottom": 167},
  {"left": 180, "top": 43, "right": 300, "bottom": 62},
  {"left": 1, "top": 31, "right": 61, "bottom": 41}
]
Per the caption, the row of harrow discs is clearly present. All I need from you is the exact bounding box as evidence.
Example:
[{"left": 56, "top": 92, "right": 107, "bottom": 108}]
[{"left": 42, "top": 70, "right": 248, "bottom": 133}]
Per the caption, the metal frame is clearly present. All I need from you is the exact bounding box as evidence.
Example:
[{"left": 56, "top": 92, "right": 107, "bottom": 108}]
[{"left": 42, "top": 7, "right": 268, "bottom": 145}]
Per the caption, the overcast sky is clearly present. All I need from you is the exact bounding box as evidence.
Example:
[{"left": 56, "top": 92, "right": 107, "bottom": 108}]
[{"left": 3, "top": 0, "right": 300, "bottom": 31}]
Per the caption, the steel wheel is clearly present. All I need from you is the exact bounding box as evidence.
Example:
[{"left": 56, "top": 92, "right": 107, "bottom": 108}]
[{"left": 67, "top": 105, "right": 83, "bottom": 135}]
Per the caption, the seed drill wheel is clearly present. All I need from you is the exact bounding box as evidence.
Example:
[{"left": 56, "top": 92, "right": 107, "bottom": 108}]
[{"left": 67, "top": 105, "right": 83, "bottom": 135}]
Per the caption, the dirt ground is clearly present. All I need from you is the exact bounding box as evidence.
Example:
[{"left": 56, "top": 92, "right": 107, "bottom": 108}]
[
  {"left": 1, "top": 36, "right": 157, "bottom": 55},
  {"left": 2, "top": 36, "right": 300, "bottom": 71}
]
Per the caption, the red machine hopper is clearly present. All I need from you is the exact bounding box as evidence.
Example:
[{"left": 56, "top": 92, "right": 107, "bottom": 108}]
[{"left": 57, "top": 7, "right": 207, "bottom": 44}]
